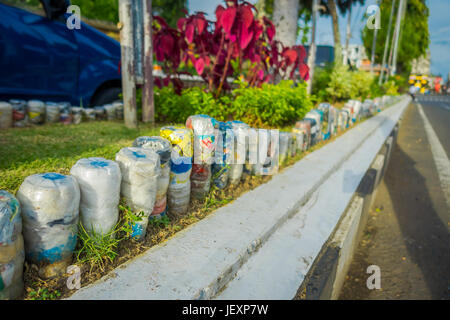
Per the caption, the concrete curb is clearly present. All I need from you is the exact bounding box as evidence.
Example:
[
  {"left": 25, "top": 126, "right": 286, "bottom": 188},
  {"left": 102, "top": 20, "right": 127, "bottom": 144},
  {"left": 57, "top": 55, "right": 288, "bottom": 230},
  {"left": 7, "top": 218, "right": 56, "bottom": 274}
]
[
  {"left": 296, "top": 123, "right": 403, "bottom": 300},
  {"left": 68, "top": 96, "right": 410, "bottom": 300}
]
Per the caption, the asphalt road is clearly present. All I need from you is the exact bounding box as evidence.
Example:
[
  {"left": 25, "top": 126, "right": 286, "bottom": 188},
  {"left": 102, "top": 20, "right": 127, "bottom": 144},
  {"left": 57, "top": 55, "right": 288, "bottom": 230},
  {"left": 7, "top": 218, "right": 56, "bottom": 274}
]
[{"left": 339, "top": 96, "right": 450, "bottom": 300}]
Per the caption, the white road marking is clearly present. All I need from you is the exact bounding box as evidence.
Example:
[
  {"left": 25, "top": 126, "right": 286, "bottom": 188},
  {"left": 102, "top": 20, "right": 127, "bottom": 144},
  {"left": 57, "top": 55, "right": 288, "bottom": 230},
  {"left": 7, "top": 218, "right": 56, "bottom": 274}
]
[{"left": 417, "top": 103, "right": 450, "bottom": 210}]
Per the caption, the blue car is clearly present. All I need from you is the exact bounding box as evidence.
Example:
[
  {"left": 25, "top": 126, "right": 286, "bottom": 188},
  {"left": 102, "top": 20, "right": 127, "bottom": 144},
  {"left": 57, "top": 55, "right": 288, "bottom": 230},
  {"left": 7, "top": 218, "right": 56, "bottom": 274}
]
[{"left": 0, "top": 0, "right": 122, "bottom": 106}]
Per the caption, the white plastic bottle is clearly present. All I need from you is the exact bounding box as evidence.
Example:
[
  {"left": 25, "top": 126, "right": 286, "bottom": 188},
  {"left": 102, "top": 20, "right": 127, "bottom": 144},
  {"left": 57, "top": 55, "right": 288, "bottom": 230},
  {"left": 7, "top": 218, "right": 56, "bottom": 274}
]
[
  {"left": 115, "top": 147, "right": 160, "bottom": 240},
  {"left": 17, "top": 173, "right": 80, "bottom": 279},
  {"left": 0, "top": 191, "right": 25, "bottom": 300},
  {"left": 70, "top": 157, "right": 122, "bottom": 236}
]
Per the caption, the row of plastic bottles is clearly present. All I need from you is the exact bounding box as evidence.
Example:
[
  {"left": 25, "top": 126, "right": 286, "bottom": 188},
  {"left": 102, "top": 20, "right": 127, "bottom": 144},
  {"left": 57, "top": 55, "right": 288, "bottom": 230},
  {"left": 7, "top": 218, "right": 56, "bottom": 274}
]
[
  {"left": 0, "top": 99, "right": 124, "bottom": 129},
  {"left": 0, "top": 96, "right": 397, "bottom": 299}
]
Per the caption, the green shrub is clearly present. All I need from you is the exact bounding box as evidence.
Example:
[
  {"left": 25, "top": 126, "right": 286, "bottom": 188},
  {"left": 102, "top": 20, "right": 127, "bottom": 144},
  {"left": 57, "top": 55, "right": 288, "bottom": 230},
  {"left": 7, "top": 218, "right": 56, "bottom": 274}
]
[
  {"left": 154, "top": 86, "right": 230, "bottom": 123},
  {"left": 312, "top": 64, "right": 333, "bottom": 102},
  {"left": 229, "top": 80, "right": 312, "bottom": 127},
  {"left": 153, "top": 81, "right": 312, "bottom": 127},
  {"left": 350, "top": 71, "right": 375, "bottom": 100},
  {"left": 313, "top": 63, "right": 388, "bottom": 102},
  {"left": 325, "top": 64, "right": 354, "bottom": 102},
  {"left": 382, "top": 80, "right": 399, "bottom": 96}
]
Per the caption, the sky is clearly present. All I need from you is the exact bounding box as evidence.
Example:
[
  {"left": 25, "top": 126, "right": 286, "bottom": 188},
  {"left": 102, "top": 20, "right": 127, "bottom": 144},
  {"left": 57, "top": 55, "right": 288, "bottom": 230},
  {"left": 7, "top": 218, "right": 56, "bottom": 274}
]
[{"left": 188, "top": 0, "right": 450, "bottom": 78}]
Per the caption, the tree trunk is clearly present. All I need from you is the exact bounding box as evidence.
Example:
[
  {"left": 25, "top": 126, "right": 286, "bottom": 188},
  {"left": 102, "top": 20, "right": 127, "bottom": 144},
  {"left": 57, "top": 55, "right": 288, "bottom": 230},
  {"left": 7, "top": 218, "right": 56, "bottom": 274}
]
[
  {"left": 142, "top": 0, "right": 154, "bottom": 124},
  {"left": 272, "top": 0, "right": 299, "bottom": 47},
  {"left": 307, "top": 0, "right": 318, "bottom": 94},
  {"left": 344, "top": 2, "right": 352, "bottom": 65},
  {"left": 119, "top": 0, "right": 137, "bottom": 128},
  {"left": 328, "top": 0, "right": 342, "bottom": 64}
]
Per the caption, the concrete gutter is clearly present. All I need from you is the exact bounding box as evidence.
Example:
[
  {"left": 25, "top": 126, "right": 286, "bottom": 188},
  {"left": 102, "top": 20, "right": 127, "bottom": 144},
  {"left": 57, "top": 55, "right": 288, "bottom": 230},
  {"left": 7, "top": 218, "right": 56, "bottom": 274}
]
[{"left": 69, "top": 96, "right": 410, "bottom": 300}]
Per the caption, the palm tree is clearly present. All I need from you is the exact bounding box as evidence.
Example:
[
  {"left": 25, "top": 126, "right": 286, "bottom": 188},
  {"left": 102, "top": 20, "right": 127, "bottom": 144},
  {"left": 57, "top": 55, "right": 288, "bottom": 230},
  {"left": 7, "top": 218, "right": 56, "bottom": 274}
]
[
  {"left": 272, "top": 0, "right": 301, "bottom": 47},
  {"left": 318, "top": 0, "right": 365, "bottom": 64}
]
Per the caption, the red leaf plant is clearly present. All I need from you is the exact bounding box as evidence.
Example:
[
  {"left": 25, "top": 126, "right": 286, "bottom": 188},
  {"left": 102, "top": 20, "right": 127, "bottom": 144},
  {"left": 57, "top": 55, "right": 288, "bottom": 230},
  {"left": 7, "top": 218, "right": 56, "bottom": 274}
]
[{"left": 152, "top": 0, "right": 309, "bottom": 96}]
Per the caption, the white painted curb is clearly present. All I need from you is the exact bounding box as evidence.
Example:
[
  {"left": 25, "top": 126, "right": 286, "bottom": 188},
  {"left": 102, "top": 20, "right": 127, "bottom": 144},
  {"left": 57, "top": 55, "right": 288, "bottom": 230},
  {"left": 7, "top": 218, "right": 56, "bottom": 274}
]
[{"left": 69, "top": 96, "right": 410, "bottom": 300}]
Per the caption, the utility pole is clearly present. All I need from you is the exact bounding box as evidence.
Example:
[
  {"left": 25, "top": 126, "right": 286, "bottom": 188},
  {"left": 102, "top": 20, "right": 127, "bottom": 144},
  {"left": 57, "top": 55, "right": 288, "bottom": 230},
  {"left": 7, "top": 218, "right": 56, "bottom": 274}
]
[
  {"left": 344, "top": 1, "right": 352, "bottom": 66},
  {"left": 307, "top": 0, "right": 318, "bottom": 95},
  {"left": 379, "top": 0, "right": 396, "bottom": 85},
  {"left": 118, "top": 0, "right": 137, "bottom": 128},
  {"left": 390, "top": 0, "right": 405, "bottom": 77},
  {"left": 370, "top": 1, "right": 380, "bottom": 74},
  {"left": 142, "top": 0, "right": 154, "bottom": 124},
  {"left": 392, "top": 0, "right": 407, "bottom": 76}
]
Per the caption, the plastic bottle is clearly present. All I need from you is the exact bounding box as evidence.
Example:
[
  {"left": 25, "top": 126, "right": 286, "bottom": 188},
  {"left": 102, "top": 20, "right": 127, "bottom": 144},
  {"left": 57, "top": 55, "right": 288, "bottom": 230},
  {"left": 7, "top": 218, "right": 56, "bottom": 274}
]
[
  {"left": 340, "top": 109, "right": 350, "bottom": 130},
  {"left": 305, "top": 110, "right": 323, "bottom": 142},
  {"left": 330, "top": 107, "right": 338, "bottom": 136},
  {"left": 0, "top": 102, "right": 13, "bottom": 129},
  {"left": 317, "top": 103, "right": 331, "bottom": 122},
  {"left": 288, "top": 132, "right": 297, "bottom": 157},
  {"left": 342, "top": 103, "right": 354, "bottom": 126},
  {"left": 70, "top": 158, "right": 121, "bottom": 236},
  {"left": 27, "top": 100, "right": 46, "bottom": 125},
  {"left": 59, "top": 103, "right": 72, "bottom": 125},
  {"left": 115, "top": 147, "right": 160, "bottom": 240},
  {"left": 104, "top": 104, "right": 117, "bottom": 121},
  {"left": 17, "top": 173, "right": 80, "bottom": 279},
  {"left": 244, "top": 127, "right": 259, "bottom": 176},
  {"left": 9, "top": 99, "right": 28, "bottom": 128},
  {"left": 303, "top": 118, "right": 318, "bottom": 146},
  {"left": 226, "top": 121, "right": 249, "bottom": 185},
  {"left": 279, "top": 132, "right": 290, "bottom": 165},
  {"left": 292, "top": 128, "right": 305, "bottom": 152},
  {"left": 168, "top": 153, "right": 192, "bottom": 215},
  {"left": 45, "top": 103, "right": 61, "bottom": 123},
  {"left": 253, "top": 129, "right": 279, "bottom": 176},
  {"left": 83, "top": 108, "right": 96, "bottom": 121},
  {"left": 0, "top": 191, "right": 25, "bottom": 300},
  {"left": 160, "top": 127, "right": 193, "bottom": 215},
  {"left": 70, "top": 107, "right": 83, "bottom": 125},
  {"left": 212, "top": 121, "right": 232, "bottom": 189},
  {"left": 133, "top": 136, "right": 171, "bottom": 219},
  {"left": 352, "top": 100, "right": 362, "bottom": 122},
  {"left": 186, "top": 115, "right": 218, "bottom": 199},
  {"left": 113, "top": 102, "right": 124, "bottom": 120},
  {"left": 293, "top": 120, "right": 311, "bottom": 151},
  {"left": 322, "top": 106, "right": 336, "bottom": 141},
  {"left": 94, "top": 106, "right": 107, "bottom": 121}
]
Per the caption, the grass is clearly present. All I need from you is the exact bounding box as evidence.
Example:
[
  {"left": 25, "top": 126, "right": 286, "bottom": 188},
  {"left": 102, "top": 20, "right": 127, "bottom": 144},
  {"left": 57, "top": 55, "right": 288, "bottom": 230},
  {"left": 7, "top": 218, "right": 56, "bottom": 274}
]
[
  {"left": 26, "top": 287, "right": 62, "bottom": 300},
  {"left": 74, "top": 203, "right": 144, "bottom": 272},
  {"left": 0, "top": 121, "right": 173, "bottom": 193}
]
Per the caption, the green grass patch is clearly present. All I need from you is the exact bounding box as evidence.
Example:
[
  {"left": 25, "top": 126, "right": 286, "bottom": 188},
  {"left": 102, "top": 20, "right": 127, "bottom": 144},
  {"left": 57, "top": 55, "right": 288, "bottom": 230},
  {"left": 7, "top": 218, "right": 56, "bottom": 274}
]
[{"left": 0, "top": 121, "right": 171, "bottom": 193}]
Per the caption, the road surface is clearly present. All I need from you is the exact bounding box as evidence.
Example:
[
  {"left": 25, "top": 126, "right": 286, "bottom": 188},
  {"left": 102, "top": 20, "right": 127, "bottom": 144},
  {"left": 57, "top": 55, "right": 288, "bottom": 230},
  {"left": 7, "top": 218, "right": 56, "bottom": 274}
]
[{"left": 339, "top": 96, "right": 450, "bottom": 300}]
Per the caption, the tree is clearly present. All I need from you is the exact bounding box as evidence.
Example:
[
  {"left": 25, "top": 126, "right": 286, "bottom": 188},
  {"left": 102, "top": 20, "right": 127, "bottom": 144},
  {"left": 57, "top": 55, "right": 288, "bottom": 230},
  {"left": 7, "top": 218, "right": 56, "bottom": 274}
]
[
  {"left": 322, "top": 0, "right": 341, "bottom": 62},
  {"left": 317, "top": 0, "right": 364, "bottom": 64},
  {"left": 272, "top": 0, "right": 300, "bottom": 47},
  {"left": 362, "top": 0, "right": 429, "bottom": 75},
  {"left": 336, "top": 1, "right": 365, "bottom": 64},
  {"left": 264, "top": 0, "right": 313, "bottom": 45}
]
